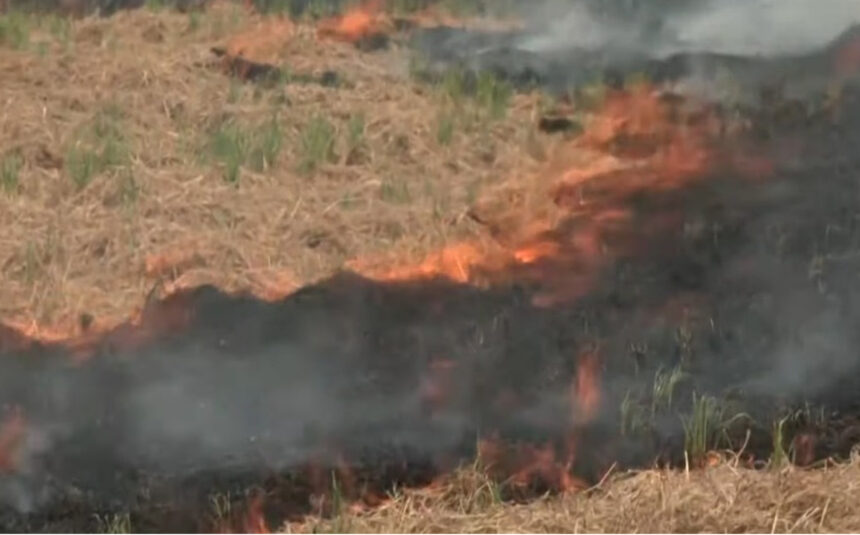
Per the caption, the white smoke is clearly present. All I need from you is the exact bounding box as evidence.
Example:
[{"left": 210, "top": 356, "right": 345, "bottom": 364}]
[
  {"left": 517, "top": 0, "right": 860, "bottom": 58},
  {"left": 663, "top": 0, "right": 860, "bottom": 57}
]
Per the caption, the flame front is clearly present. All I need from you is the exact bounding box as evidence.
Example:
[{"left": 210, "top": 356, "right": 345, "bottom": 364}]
[{"left": 352, "top": 83, "right": 740, "bottom": 310}]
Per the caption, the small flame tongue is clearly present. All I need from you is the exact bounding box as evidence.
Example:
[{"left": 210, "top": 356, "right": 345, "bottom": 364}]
[
  {"left": 317, "top": 0, "right": 387, "bottom": 43},
  {"left": 242, "top": 494, "right": 269, "bottom": 534}
]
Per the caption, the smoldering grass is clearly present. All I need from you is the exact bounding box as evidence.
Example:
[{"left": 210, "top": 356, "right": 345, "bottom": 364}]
[
  {"left": 447, "top": 458, "right": 507, "bottom": 512},
  {"left": 298, "top": 115, "right": 336, "bottom": 175},
  {"left": 682, "top": 393, "right": 751, "bottom": 464},
  {"left": 682, "top": 393, "right": 722, "bottom": 463},
  {"left": 770, "top": 415, "right": 791, "bottom": 469},
  {"left": 94, "top": 512, "right": 132, "bottom": 534},
  {"left": 793, "top": 401, "right": 828, "bottom": 429},
  {"left": 675, "top": 322, "right": 695, "bottom": 366},
  {"left": 1, "top": 151, "right": 23, "bottom": 194},
  {"left": 207, "top": 491, "right": 235, "bottom": 530},
  {"left": 651, "top": 365, "right": 687, "bottom": 416},
  {"left": 329, "top": 471, "right": 353, "bottom": 533},
  {"left": 305, "top": 461, "right": 515, "bottom": 532},
  {"left": 620, "top": 391, "right": 649, "bottom": 437}
]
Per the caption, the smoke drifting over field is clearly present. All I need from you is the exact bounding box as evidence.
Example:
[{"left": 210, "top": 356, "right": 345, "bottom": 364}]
[
  {"left": 519, "top": 0, "right": 860, "bottom": 57},
  {"left": 412, "top": 0, "right": 860, "bottom": 99}
]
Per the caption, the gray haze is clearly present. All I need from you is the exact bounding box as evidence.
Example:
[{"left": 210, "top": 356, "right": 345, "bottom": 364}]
[{"left": 518, "top": 0, "right": 860, "bottom": 58}]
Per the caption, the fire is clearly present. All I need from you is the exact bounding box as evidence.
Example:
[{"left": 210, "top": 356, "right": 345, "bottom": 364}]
[
  {"left": 242, "top": 494, "right": 269, "bottom": 534},
  {"left": 0, "top": 75, "right": 786, "bottom": 528},
  {"left": 471, "top": 351, "right": 603, "bottom": 494},
  {"left": 317, "top": 0, "right": 387, "bottom": 44},
  {"left": 213, "top": 16, "right": 295, "bottom": 80},
  {"left": 351, "top": 83, "right": 735, "bottom": 311},
  {"left": 347, "top": 242, "right": 496, "bottom": 284},
  {"left": 477, "top": 437, "right": 588, "bottom": 494}
]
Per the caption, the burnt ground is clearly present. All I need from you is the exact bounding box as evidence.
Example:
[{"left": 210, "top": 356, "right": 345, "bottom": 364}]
[{"left": 3, "top": 77, "right": 860, "bottom": 531}]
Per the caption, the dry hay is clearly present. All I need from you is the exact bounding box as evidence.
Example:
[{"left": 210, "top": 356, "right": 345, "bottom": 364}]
[
  {"left": 293, "top": 456, "right": 860, "bottom": 533},
  {"left": 0, "top": 3, "right": 547, "bottom": 332}
]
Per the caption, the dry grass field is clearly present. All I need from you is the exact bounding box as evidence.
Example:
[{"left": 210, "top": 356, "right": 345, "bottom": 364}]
[
  {"left": 0, "top": 2, "right": 547, "bottom": 332},
  {"left": 292, "top": 458, "right": 860, "bottom": 533}
]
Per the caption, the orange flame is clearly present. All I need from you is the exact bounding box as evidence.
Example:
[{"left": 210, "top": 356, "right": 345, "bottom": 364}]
[
  {"left": 477, "top": 436, "right": 588, "bottom": 494},
  {"left": 317, "top": 0, "right": 387, "bottom": 43},
  {"left": 242, "top": 494, "right": 270, "bottom": 534},
  {"left": 352, "top": 84, "right": 737, "bottom": 311}
]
